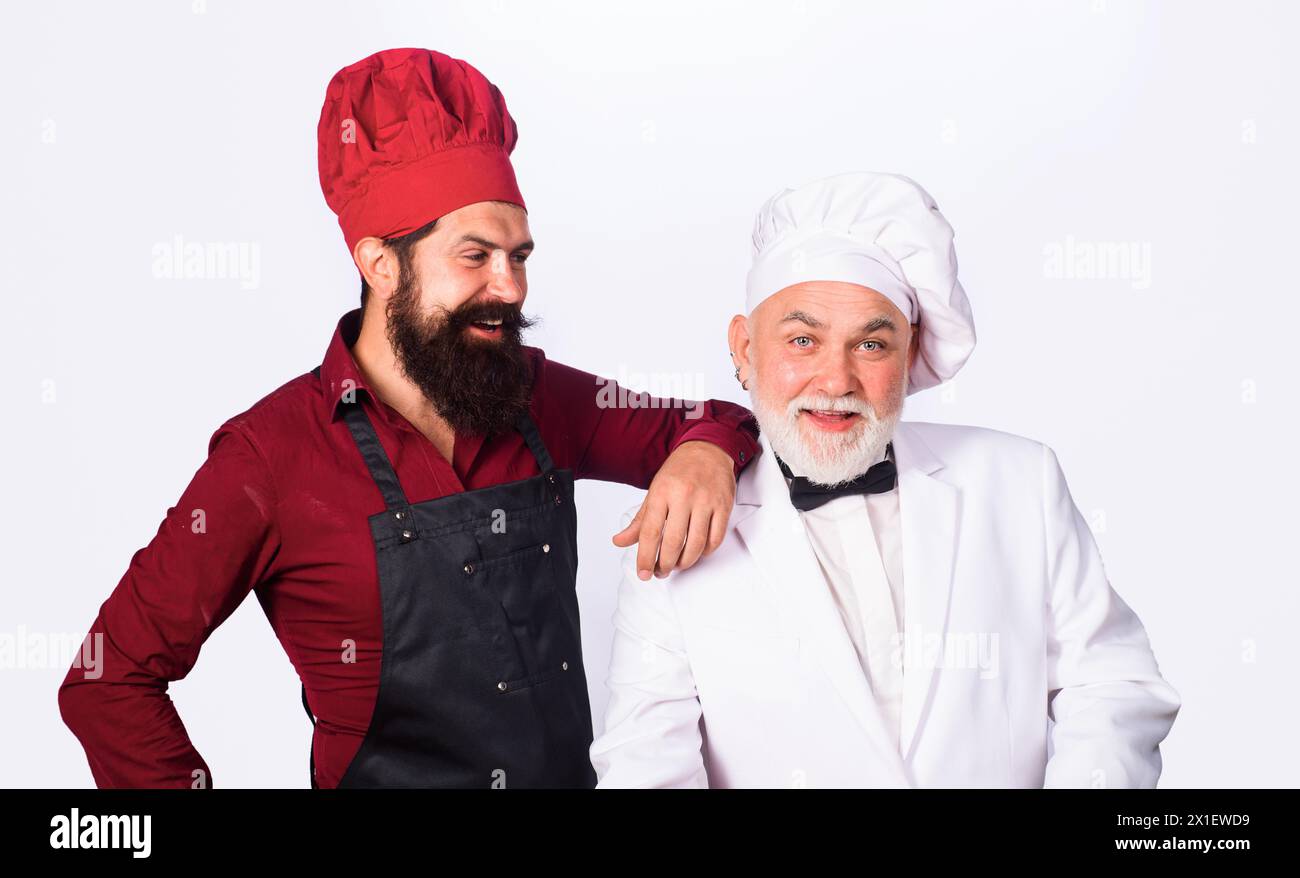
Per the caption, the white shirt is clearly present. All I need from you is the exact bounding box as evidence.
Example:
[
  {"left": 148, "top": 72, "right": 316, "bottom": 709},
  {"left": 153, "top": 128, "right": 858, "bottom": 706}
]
[{"left": 784, "top": 443, "right": 906, "bottom": 752}]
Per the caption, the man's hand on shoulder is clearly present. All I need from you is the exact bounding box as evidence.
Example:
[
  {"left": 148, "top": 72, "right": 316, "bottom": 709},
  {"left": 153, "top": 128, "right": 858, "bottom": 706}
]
[{"left": 611, "top": 440, "right": 737, "bottom": 581}]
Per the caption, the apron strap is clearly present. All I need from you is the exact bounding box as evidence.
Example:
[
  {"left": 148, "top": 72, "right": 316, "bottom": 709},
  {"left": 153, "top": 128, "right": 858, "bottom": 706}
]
[
  {"left": 514, "top": 412, "right": 556, "bottom": 475},
  {"left": 341, "top": 403, "right": 411, "bottom": 510},
  {"left": 316, "top": 360, "right": 410, "bottom": 510}
]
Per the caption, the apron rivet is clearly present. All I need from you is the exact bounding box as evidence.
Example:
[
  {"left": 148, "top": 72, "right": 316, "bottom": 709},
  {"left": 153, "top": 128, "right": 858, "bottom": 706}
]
[
  {"left": 401, "top": 530, "right": 412, "bottom": 540},
  {"left": 497, "top": 681, "right": 507, "bottom": 692},
  {"left": 394, "top": 511, "right": 405, "bottom": 520},
  {"left": 542, "top": 543, "right": 550, "bottom": 553}
]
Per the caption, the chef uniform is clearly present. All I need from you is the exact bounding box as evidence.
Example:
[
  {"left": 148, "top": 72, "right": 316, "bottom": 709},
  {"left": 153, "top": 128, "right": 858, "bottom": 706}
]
[
  {"left": 590, "top": 173, "right": 1180, "bottom": 788},
  {"left": 741, "top": 171, "right": 976, "bottom": 756},
  {"left": 307, "top": 46, "right": 596, "bottom": 789}
]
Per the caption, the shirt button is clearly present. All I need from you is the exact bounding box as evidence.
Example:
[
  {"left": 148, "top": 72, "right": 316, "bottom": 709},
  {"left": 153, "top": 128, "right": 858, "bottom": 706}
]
[
  {"left": 542, "top": 543, "right": 550, "bottom": 553},
  {"left": 497, "top": 681, "right": 507, "bottom": 692},
  {"left": 401, "top": 530, "right": 412, "bottom": 540},
  {"left": 561, "top": 661, "right": 569, "bottom": 671},
  {"left": 394, "top": 511, "right": 405, "bottom": 521},
  {"left": 463, "top": 563, "right": 474, "bottom": 575}
]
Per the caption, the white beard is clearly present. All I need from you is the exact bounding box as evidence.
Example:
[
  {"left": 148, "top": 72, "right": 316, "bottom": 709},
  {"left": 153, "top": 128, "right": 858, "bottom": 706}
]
[{"left": 748, "top": 384, "right": 904, "bottom": 488}]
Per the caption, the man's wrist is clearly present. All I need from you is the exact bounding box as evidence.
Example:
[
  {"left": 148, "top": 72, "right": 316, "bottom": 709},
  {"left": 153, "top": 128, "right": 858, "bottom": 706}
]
[{"left": 672, "top": 438, "right": 743, "bottom": 479}]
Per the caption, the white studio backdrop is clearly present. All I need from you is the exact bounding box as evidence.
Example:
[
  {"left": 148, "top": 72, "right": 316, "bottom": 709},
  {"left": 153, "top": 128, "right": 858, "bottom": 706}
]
[{"left": 1, "top": 0, "right": 1296, "bottom": 788}]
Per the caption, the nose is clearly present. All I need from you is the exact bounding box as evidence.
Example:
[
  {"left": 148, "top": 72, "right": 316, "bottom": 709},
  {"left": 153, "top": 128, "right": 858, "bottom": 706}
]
[
  {"left": 811, "top": 348, "right": 859, "bottom": 399},
  {"left": 484, "top": 249, "right": 524, "bottom": 304}
]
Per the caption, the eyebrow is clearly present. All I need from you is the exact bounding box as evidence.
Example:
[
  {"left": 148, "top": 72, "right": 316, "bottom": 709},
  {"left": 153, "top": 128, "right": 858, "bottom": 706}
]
[
  {"left": 779, "top": 311, "right": 898, "bottom": 334},
  {"left": 859, "top": 315, "right": 898, "bottom": 334},
  {"left": 779, "top": 310, "right": 825, "bottom": 329},
  {"left": 452, "top": 234, "right": 535, "bottom": 253}
]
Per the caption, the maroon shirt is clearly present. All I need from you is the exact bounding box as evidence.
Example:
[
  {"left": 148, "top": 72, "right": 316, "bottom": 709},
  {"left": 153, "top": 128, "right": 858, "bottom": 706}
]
[{"left": 58, "top": 309, "right": 759, "bottom": 788}]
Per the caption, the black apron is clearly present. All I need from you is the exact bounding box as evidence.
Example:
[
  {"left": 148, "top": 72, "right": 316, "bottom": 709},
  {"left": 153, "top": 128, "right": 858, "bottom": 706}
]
[{"left": 300, "top": 366, "right": 596, "bottom": 788}]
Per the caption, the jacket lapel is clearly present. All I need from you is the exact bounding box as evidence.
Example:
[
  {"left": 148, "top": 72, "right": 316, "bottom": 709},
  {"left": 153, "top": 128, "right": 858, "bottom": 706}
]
[
  {"left": 735, "top": 434, "right": 911, "bottom": 787},
  {"left": 891, "top": 422, "right": 960, "bottom": 761}
]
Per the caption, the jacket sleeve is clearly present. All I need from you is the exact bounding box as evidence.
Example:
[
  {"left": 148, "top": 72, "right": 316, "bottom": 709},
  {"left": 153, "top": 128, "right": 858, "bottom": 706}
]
[
  {"left": 57, "top": 422, "right": 281, "bottom": 788},
  {"left": 1040, "top": 442, "right": 1181, "bottom": 788},
  {"left": 534, "top": 352, "right": 759, "bottom": 488},
  {"left": 589, "top": 531, "right": 708, "bottom": 788}
]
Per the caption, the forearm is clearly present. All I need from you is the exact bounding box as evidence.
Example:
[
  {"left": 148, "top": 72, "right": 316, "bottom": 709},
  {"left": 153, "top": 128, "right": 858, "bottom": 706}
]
[
  {"left": 537, "top": 355, "right": 759, "bottom": 486},
  {"left": 59, "top": 615, "right": 213, "bottom": 788}
]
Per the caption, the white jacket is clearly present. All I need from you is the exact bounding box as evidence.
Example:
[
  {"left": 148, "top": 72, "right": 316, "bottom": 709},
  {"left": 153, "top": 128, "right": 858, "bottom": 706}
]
[{"left": 590, "top": 421, "right": 1181, "bottom": 788}]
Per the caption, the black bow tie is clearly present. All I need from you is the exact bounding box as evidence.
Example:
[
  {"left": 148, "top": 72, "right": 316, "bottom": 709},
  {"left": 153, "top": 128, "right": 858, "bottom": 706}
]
[{"left": 775, "top": 443, "right": 897, "bottom": 511}]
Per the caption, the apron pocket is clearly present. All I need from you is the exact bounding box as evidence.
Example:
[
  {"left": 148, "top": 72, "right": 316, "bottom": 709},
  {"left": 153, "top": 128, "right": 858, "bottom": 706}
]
[{"left": 464, "top": 541, "right": 576, "bottom": 688}]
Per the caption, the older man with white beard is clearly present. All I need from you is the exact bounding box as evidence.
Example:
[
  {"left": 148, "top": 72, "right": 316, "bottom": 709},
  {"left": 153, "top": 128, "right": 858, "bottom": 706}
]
[{"left": 589, "top": 172, "right": 1181, "bottom": 788}]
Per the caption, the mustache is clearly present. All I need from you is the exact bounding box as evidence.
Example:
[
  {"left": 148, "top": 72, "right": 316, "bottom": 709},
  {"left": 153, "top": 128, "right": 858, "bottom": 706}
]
[
  {"left": 786, "top": 394, "right": 875, "bottom": 418},
  {"left": 438, "top": 299, "right": 538, "bottom": 335}
]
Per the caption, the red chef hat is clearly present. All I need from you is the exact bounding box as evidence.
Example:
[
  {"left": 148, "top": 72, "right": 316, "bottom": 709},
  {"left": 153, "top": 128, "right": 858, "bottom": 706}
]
[{"left": 317, "top": 47, "right": 526, "bottom": 258}]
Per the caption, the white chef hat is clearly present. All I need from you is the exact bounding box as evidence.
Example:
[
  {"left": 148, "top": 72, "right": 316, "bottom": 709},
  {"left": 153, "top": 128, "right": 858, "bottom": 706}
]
[{"left": 746, "top": 171, "right": 976, "bottom": 395}]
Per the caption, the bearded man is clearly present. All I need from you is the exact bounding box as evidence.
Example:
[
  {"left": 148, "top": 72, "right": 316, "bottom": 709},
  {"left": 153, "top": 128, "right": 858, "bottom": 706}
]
[
  {"left": 590, "top": 172, "right": 1180, "bottom": 788},
  {"left": 58, "top": 48, "right": 760, "bottom": 789}
]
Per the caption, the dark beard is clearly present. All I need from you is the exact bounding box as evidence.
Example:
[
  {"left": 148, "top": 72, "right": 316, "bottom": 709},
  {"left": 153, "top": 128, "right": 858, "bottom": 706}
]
[{"left": 386, "top": 275, "right": 537, "bottom": 438}]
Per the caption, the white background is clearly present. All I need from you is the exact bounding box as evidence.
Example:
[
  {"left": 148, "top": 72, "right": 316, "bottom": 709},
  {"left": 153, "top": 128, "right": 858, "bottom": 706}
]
[{"left": 2, "top": 0, "right": 1296, "bottom": 788}]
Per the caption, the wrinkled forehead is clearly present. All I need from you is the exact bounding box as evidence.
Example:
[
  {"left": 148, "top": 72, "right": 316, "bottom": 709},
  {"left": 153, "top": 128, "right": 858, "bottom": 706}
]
[{"left": 753, "top": 281, "right": 911, "bottom": 333}]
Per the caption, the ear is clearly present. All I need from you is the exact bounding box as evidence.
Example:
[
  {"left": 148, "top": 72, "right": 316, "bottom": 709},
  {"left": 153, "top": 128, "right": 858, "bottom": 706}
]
[
  {"left": 728, "top": 314, "right": 752, "bottom": 374},
  {"left": 353, "top": 236, "right": 401, "bottom": 303},
  {"left": 907, "top": 322, "right": 921, "bottom": 370}
]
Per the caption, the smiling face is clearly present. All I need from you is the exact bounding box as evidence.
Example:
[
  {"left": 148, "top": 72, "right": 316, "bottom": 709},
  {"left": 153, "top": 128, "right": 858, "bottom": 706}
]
[
  {"left": 401, "top": 199, "right": 535, "bottom": 335},
  {"left": 729, "top": 280, "right": 919, "bottom": 486},
  {"left": 358, "top": 200, "right": 540, "bottom": 436}
]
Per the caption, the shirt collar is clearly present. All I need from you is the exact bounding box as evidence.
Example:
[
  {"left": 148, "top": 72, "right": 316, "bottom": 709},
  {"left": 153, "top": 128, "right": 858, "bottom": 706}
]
[{"left": 318, "top": 308, "right": 384, "bottom": 423}]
